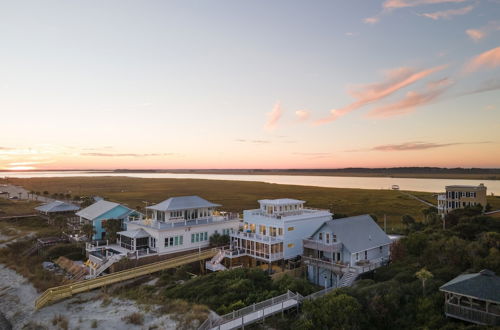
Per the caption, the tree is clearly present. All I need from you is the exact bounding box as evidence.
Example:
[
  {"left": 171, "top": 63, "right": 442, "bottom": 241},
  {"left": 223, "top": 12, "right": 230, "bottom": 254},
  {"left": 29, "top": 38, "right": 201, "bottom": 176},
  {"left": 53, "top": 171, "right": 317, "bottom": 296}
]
[
  {"left": 81, "top": 196, "right": 94, "bottom": 208},
  {"left": 401, "top": 215, "right": 416, "bottom": 227},
  {"left": 209, "top": 232, "right": 229, "bottom": 247},
  {"left": 299, "top": 293, "right": 364, "bottom": 330},
  {"left": 81, "top": 223, "right": 96, "bottom": 241},
  {"left": 43, "top": 191, "right": 49, "bottom": 196},
  {"left": 53, "top": 215, "right": 68, "bottom": 235},
  {"left": 415, "top": 268, "right": 433, "bottom": 296},
  {"left": 102, "top": 219, "right": 122, "bottom": 243}
]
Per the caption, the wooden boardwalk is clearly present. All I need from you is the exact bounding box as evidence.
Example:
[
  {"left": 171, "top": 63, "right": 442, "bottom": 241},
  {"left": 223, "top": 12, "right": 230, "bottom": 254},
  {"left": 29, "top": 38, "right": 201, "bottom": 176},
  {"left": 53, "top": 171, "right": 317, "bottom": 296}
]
[{"left": 35, "top": 248, "right": 217, "bottom": 309}]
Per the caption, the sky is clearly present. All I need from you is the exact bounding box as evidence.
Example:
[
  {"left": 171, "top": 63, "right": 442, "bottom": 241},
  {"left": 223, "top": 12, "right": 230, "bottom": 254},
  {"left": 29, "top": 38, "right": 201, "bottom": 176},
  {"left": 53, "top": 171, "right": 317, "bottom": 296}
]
[{"left": 1, "top": 0, "right": 499, "bottom": 170}]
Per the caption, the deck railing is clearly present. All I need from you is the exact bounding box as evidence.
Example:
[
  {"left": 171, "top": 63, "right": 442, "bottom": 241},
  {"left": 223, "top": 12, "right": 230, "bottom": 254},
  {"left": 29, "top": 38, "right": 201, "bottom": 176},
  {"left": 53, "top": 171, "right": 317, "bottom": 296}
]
[
  {"left": 35, "top": 249, "right": 217, "bottom": 310},
  {"left": 445, "top": 302, "right": 500, "bottom": 326}
]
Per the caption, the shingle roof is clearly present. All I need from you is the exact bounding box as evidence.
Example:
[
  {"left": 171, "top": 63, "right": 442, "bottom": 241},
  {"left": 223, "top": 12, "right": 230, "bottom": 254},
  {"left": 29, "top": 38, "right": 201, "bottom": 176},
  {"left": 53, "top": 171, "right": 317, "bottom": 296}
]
[
  {"left": 440, "top": 270, "right": 500, "bottom": 303},
  {"left": 117, "top": 229, "right": 151, "bottom": 239},
  {"left": 76, "top": 200, "right": 130, "bottom": 220},
  {"left": 35, "top": 200, "right": 80, "bottom": 213},
  {"left": 312, "top": 215, "right": 392, "bottom": 253},
  {"left": 147, "top": 196, "right": 220, "bottom": 212}
]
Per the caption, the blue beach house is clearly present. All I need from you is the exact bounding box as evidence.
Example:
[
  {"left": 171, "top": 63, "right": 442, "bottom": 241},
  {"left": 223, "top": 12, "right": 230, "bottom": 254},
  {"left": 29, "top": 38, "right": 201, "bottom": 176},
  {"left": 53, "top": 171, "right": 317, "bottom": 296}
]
[{"left": 76, "top": 200, "right": 141, "bottom": 240}]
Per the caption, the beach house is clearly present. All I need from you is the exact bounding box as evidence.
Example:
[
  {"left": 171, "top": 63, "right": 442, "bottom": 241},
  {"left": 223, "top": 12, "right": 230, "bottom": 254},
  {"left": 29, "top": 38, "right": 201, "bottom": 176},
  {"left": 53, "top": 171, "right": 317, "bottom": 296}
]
[
  {"left": 437, "top": 184, "right": 487, "bottom": 215},
  {"left": 119, "top": 196, "right": 240, "bottom": 256},
  {"left": 302, "top": 214, "right": 392, "bottom": 288},
  {"left": 212, "top": 199, "right": 332, "bottom": 271},
  {"left": 76, "top": 200, "right": 140, "bottom": 240}
]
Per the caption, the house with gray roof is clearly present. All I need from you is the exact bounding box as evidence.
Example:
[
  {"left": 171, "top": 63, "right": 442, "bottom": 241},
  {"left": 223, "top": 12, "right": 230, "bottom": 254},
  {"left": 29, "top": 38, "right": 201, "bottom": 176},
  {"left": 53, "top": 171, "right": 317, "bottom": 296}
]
[
  {"left": 76, "top": 200, "right": 141, "bottom": 240},
  {"left": 35, "top": 200, "right": 80, "bottom": 215},
  {"left": 440, "top": 269, "right": 500, "bottom": 325},
  {"left": 302, "top": 214, "right": 392, "bottom": 288}
]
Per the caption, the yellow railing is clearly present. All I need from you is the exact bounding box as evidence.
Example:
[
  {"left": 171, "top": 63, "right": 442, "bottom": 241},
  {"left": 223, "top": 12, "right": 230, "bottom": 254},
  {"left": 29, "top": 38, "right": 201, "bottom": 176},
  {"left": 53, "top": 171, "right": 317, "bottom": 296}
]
[{"left": 35, "top": 249, "right": 218, "bottom": 310}]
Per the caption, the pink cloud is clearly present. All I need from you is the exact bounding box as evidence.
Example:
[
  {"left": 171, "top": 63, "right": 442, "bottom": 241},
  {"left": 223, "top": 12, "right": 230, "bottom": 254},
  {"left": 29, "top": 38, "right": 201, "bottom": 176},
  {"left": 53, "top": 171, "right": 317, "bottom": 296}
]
[
  {"left": 383, "top": 0, "right": 468, "bottom": 9},
  {"left": 465, "top": 46, "right": 500, "bottom": 72},
  {"left": 363, "top": 17, "right": 380, "bottom": 24},
  {"left": 466, "top": 21, "right": 500, "bottom": 41},
  {"left": 421, "top": 5, "right": 474, "bottom": 20},
  {"left": 265, "top": 102, "right": 282, "bottom": 131},
  {"left": 295, "top": 110, "right": 310, "bottom": 122},
  {"left": 466, "top": 29, "right": 485, "bottom": 41},
  {"left": 366, "top": 78, "right": 452, "bottom": 118},
  {"left": 315, "top": 65, "right": 446, "bottom": 124}
]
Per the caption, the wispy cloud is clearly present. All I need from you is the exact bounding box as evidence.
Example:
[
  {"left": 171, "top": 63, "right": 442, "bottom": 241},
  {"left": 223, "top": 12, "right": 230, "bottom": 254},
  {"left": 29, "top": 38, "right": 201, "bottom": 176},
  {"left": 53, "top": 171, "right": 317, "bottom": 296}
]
[
  {"left": 466, "top": 21, "right": 500, "bottom": 41},
  {"left": 293, "top": 152, "right": 333, "bottom": 159},
  {"left": 383, "top": 0, "right": 469, "bottom": 9},
  {"left": 363, "top": 17, "right": 380, "bottom": 24},
  {"left": 81, "top": 152, "right": 175, "bottom": 157},
  {"left": 315, "top": 65, "right": 446, "bottom": 124},
  {"left": 421, "top": 5, "right": 474, "bottom": 20},
  {"left": 366, "top": 78, "right": 453, "bottom": 118},
  {"left": 461, "top": 78, "right": 500, "bottom": 95},
  {"left": 466, "top": 29, "right": 485, "bottom": 41},
  {"left": 295, "top": 110, "right": 310, "bottom": 122},
  {"left": 265, "top": 102, "right": 282, "bottom": 131},
  {"left": 348, "top": 140, "right": 490, "bottom": 152},
  {"left": 464, "top": 46, "right": 500, "bottom": 72},
  {"left": 235, "top": 139, "right": 271, "bottom": 144}
]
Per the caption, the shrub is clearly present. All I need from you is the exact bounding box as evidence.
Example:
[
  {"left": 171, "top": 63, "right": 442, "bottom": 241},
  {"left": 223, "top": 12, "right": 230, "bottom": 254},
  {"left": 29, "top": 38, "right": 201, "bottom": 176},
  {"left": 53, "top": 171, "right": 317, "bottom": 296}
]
[{"left": 122, "top": 312, "right": 144, "bottom": 325}]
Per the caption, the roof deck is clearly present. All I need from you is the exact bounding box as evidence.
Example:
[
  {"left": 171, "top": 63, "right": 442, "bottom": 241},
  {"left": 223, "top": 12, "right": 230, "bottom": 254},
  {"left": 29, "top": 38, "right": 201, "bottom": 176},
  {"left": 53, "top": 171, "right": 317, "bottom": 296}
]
[{"left": 244, "top": 208, "right": 330, "bottom": 220}]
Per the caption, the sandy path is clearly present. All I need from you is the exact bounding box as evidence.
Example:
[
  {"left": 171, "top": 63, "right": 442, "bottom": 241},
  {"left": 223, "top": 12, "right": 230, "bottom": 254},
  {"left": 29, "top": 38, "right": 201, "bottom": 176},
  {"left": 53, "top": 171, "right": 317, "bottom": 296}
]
[{"left": 0, "top": 265, "right": 178, "bottom": 330}]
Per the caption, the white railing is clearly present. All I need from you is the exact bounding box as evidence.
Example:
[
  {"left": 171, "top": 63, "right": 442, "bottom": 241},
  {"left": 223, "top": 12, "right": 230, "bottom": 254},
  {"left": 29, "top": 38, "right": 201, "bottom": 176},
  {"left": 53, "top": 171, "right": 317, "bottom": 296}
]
[
  {"left": 231, "top": 231, "right": 283, "bottom": 243},
  {"left": 245, "top": 208, "right": 330, "bottom": 219},
  {"left": 199, "top": 290, "right": 300, "bottom": 330}
]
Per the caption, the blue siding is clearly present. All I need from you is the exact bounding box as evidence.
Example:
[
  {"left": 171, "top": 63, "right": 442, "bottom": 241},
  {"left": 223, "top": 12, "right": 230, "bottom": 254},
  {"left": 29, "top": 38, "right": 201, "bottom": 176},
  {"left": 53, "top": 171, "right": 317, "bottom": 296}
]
[{"left": 92, "top": 205, "right": 131, "bottom": 240}]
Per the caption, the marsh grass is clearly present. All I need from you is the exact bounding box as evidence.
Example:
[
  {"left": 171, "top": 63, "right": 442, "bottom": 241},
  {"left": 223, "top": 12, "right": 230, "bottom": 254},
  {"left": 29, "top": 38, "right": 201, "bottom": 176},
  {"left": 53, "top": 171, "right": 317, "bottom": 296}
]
[{"left": 3, "top": 176, "right": 446, "bottom": 230}]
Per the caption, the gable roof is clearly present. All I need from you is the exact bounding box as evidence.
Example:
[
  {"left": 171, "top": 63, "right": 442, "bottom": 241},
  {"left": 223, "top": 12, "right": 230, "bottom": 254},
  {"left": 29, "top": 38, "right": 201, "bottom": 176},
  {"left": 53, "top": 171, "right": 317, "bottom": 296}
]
[
  {"left": 147, "top": 196, "right": 220, "bottom": 212},
  {"left": 35, "top": 200, "right": 80, "bottom": 213},
  {"left": 440, "top": 270, "right": 500, "bottom": 303},
  {"left": 76, "top": 200, "right": 131, "bottom": 220},
  {"left": 312, "top": 214, "right": 392, "bottom": 253}
]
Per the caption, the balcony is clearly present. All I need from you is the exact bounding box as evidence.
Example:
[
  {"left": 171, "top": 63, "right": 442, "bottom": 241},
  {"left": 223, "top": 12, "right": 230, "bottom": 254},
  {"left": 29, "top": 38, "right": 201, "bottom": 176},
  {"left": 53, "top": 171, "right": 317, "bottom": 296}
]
[
  {"left": 244, "top": 208, "right": 330, "bottom": 220},
  {"left": 126, "top": 214, "right": 240, "bottom": 231},
  {"left": 438, "top": 194, "right": 447, "bottom": 201},
  {"left": 303, "top": 239, "right": 342, "bottom": 253},
  {"left": 302, "top": 255, "right": 352, "bottom": 274},
  {"left": 231, "top": 231, "right": 284, "bottom": 243},
  {"left": 445, "top": 303, "right": 500, "bottom": 326}
]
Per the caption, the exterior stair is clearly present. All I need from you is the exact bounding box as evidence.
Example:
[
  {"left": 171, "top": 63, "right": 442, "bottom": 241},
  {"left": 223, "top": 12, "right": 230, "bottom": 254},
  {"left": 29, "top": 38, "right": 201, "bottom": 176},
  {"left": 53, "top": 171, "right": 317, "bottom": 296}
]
[
  {"left": 338, "top": 271, "right": 358, "bottom": 288},
  {"left": 87, "top": 254, "right": 124, "bottom": 279},
  {"left": 205, "top": 250, "right": 227, "bottom": 272}
]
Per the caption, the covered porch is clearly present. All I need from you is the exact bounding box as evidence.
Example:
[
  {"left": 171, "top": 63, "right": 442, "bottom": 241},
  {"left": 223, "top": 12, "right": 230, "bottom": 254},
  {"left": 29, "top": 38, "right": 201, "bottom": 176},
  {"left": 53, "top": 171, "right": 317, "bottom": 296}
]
[{"left": 117, "top": 229, "right": 157, "bottom": 254}]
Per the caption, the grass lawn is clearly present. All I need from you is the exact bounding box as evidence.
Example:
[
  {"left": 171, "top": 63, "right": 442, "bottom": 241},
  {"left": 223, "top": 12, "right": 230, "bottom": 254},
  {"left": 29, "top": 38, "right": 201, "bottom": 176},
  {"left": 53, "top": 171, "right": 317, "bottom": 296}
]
[{"left": 2, "top": 176, "right": 437, "bottom": 232}]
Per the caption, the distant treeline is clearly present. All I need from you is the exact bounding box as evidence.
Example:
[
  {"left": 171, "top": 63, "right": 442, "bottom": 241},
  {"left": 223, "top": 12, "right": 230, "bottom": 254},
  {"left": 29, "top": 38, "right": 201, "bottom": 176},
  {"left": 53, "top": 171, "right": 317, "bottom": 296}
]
[{"left": 114, "top": 167, "right": 500, "bottom": 174}]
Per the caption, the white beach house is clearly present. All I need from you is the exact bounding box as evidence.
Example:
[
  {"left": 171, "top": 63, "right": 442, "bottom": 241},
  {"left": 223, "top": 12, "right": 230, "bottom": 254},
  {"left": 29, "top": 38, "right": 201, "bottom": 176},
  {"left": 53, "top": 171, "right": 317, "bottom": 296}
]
[
  {"left": 215, "top": 198, "right": 332, "bottom": 270},
  {"left": 120, "top": 195, "right": 240, "bottom": 255}
]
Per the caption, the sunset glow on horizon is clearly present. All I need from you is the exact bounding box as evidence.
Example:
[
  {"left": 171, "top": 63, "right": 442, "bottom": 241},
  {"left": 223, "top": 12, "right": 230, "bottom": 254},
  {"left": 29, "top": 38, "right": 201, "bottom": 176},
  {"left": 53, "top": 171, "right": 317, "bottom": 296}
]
[{"left": 1, "top": 1, "right": 499, "bottom": 170}]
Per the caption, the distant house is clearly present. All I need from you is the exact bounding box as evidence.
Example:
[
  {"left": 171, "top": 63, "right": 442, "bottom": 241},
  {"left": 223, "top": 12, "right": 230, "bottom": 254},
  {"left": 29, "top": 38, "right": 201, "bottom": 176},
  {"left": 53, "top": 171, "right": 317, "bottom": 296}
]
[
  {"left": 437, "top": 184, "right": 487, "bottom": 215},
  {"left": 76, "top": 200, "right": 141, "bottom": 240},
  {"left": 303, "top": 214, "right": 392, "bottom": 288},
  {"left": 440, "top": 269, "right": 500, "bottom": 326},
  {"left": 35, "top": 200, "right": 80, "bottom": 215}
]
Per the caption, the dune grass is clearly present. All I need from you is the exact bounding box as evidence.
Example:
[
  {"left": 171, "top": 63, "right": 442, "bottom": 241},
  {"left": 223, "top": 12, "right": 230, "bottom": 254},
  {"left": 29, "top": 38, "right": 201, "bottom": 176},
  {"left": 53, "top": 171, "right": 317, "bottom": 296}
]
[
  {"left": 3, "top": 176, "right": 440, "bottom": 231},
  {"left": 0, "top": 198, "right": 41, "bottom": 216}
]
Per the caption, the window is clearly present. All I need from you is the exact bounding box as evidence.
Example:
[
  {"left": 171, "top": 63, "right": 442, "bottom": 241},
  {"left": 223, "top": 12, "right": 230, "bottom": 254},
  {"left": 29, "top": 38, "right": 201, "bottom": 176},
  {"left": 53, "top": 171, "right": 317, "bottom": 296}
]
[
  {"left": 191, "top": 234, "right": 195, "bottom": 243},
  {"left": 179, "top": 236, "right": 183, "bottom": 245},
  {"left": 326, "top": 233, "right": 330, "bottom": 244},
  {"left": 287, "top": 227, "right": 294, "bottom": 231},
  {"left": 364, "top": 250, "right": 368, "bottom": 259},
  {"left": 204, "top": 232, "right": 208, "bottom": 241},
  {"left": 318, "top": 232, "right": 323, "bottom": 240},
  {"left": 356, "top": 253, "right": 359, "bottom": 261},
  {"left": 165, "top": 236, "right": 183, "bottom": 247},
  {"left": 174, "top": 236, "right": 179, "bottom": 246},
  {"left": 278, "top": 228, "right": 283, "bottom": 236},
  {"left": 287, "top": 243, "right": 294, "bottom": 248},
  {"left": 333, "top": 234, "right": 337, "bottom": 243},
  {"left": 379, "top": 246, "right": 383, "bottom": 253}
]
